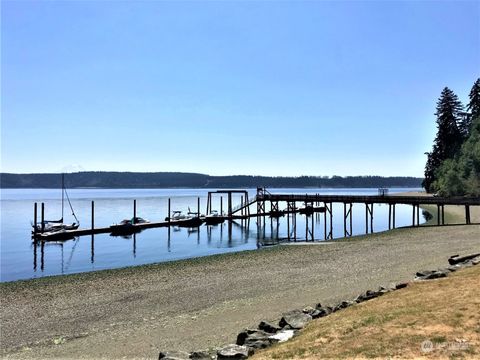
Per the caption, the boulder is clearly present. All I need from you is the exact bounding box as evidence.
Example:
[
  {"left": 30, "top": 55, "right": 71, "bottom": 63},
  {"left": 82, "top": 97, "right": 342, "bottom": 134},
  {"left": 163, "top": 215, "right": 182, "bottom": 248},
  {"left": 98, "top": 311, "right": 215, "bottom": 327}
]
[
  {"left": 448, "top": 253, "right": 480, "bottom": 265},
  {"left": 279, "top": 310, "right": 312, "bottom": 329},
  {"left": 395, "top": 282, "right": 408, "bottom": 290},
  {"left": 159, "top": 351, "right": 191, "bottom": 360},
  {"left": 333, "top": 301, "right": 354, "bottom": 312},
  {"left": 190, "top": 350, "right": 215, "bottom": 360},
  {"left": 314, "top": 306, "right": 332, "bottom": 318},
  {"left": 302, "top": 306, "right": 325, "bottom": 319},
  {"left": 415, "top": 270, "right": 448, "bottom": 280},
  {"left": 236, "top": 329, "right": 276, "bottom": 349},
  {"left": 355, "top": 290, "right": 381, "bottom": 303},
  {"left": 217, "top": 344, "right": 253, "bottom": 359},
  {"left": 258, "top": 321, "right": 281, "bottom": 334}
]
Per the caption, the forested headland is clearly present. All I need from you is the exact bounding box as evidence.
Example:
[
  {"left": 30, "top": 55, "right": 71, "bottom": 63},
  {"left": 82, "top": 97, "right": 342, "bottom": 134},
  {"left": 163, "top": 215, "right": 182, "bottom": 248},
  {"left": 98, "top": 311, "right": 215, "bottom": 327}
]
[
  {"left": 0, "top": 172, "right": 422, "bottom": 189},
  {"left": 423, "top": 78, "right": 480, "bottom": 196}
]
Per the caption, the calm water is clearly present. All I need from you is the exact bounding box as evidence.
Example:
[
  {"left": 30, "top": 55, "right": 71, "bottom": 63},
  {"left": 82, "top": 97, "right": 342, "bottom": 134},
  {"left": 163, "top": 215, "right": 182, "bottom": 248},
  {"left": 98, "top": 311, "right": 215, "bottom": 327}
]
[{"left": 0, "top": 188, "right": 422, "bottom": 282}]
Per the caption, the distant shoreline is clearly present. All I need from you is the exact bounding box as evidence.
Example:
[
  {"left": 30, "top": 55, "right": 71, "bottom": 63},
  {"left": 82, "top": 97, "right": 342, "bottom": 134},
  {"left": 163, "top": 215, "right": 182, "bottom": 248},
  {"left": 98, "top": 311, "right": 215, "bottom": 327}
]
[{"left": 0, "top": 171, "right": 423, "bottom": 189}]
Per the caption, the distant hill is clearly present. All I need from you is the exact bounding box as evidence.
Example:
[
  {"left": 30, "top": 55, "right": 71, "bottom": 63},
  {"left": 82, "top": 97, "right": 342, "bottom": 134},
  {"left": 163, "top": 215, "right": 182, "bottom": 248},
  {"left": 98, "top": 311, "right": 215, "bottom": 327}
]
[{"left": 0, "top": 172, "right": 423, "bottom": 189}]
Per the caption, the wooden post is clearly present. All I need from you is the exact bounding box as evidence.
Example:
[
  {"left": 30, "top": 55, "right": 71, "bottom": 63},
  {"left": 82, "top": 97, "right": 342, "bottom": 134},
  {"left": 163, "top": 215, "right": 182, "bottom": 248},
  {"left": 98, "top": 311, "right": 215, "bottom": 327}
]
[
  {"left": 417, "top": 204, "right": 420, "bottom": 226},
  {"left": 241, "top": 196, "right": 244, "bottom": 217},
  {"left": 324, "top": 201, "right": 327, "bottom": 240},
  {"left": 228, "top": 192, "right": 232, "bottom": 217},
  {"left": 412, "top": 204, "right": 415, "bottom": 226},
  {"left": 441, "top": 205, "right": 445, "bottom": 225},
  {"left": 91, "top": 201, "right": 95, "bottom": 230},
  {"left": 220, "top": 197, "right": 223, "bottom": 216},
  {"left": 388, "top": 204, "right": 392, "bottom": 230},
  {"left": 365, "top": 203, "right": 368, "bottom": 234},
  {"left": 349, "top": 203, "right": 353, "bottom": 236},
  {"left": 294, "top": 201, "right": 297, "bottom": 242},
  {"left": 287, "top": 202, "right": 290, "bottom": 240},
  {"left": 329, "top": 202, "right": 333, "bottom": 238},
  {"left": 305, "top": 212, "right": 308, "bottom": 241},
  {"left": 311, "top": 209, "right": 315, "bottom": 241},
  {"left": 437, "top": 204, "right": 440, "bottom": 226},
  {"left": 465, "top": 205, "right": 471, "bottom": 225},
  {"left": 370, "top": 204, "right": 374, "bottom": 233},
  {"left": 197, "top": 197, "right": 200, "bottom": 216},
  {"left": 34, "top": 202, "right": 38, "bottom": 235},
  {"left": 168, "top": 198, "right": 171, "bottom": 223},
  {"left": 41, "top": 202, "right": 45, "bottom": 233},
  {"left": 133, "top": 199, "right": 137, "bottom": 224},
  {"left": 91, "top": 234, "right": 95, "bottom": 264},
  {"left": 343, "top": 203, "right": 347, "bottom": 237},
  {"left": 393, "top": 204, "right": 396, "bottom": 229}
]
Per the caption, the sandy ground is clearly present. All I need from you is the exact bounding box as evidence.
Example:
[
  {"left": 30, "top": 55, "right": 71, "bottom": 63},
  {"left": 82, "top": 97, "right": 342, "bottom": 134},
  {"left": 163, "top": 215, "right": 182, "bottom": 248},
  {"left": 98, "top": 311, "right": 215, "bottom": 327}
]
[{"left": 1, "top": 207, "right": 479, "bottom": 359}]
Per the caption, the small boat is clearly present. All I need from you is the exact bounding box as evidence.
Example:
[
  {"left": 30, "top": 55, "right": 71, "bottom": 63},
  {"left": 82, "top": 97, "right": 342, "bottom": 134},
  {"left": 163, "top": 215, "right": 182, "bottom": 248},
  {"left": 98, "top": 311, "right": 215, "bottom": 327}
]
[
  {"left": 38, "top": 229, "right": 77, "bottom": 241},
  {"left": 165, "top": 211, "right": 187, "bottom": 221},
  {"left": 32, "top": 174, "right": 80, "bottom": 235},
  {"left": 110, "top": 217, "right": 149, "bottom": 236},
  {"left": 174, "top": 216, "right": 204, "bottom": 228},
  {"left": 204, "top": 210, "right": 225, "bottom": 225}
]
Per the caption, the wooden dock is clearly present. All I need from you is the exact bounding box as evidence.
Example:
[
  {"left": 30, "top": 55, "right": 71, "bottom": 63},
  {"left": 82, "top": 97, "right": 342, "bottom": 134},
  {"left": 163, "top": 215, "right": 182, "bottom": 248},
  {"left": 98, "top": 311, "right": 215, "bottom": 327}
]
[{"left": 32, "top": 188, "right": 480, "bottom": 241}]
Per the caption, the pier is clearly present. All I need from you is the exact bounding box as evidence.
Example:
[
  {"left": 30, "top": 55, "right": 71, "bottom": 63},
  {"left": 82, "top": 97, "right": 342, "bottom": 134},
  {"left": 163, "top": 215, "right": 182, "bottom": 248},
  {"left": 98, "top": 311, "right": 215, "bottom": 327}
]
[{"left": 32, "top": 188, "right": 480, "bottom": 241}]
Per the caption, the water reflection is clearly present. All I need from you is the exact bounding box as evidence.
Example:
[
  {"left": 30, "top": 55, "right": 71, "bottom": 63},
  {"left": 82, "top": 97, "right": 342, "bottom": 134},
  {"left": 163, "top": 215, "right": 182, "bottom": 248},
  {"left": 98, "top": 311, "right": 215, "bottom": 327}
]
[{"left": 30, "top": 204, "right": 427, "bottom": 278}]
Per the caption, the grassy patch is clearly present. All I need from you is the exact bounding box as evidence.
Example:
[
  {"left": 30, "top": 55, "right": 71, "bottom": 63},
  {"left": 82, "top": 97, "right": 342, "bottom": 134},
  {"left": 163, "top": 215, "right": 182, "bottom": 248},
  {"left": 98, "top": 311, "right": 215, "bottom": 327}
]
[{"left": 253, "top": 265, "right": 480, "bottom": 359}]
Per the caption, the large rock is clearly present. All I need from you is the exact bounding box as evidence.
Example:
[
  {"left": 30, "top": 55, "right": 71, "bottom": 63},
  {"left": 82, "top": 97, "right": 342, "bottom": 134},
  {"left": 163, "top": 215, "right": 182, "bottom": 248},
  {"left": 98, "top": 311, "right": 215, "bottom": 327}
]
[
  {"left": 158, "top": 351, "right": 191, "bottom": 360},
  {"left": 355, "top": 289, "right": 383, "bottom": 303},
  {"left": 448, "top": 253, "right": 480, "bottom": 265},
  {"left": 236, "top": 329, "right": 276, "bottom": 349},
  {"left": 314, "top": 305, "right": 333, "bottom": 318},
  {"left": 217, "top": 344, "right": 253, "bottom": 359},
  {"left": 279, "top": 310, "right": 312, "bottom": 329},
  {"left": 333, "top": 300, "right": 354, "bottom": 312},
  {"left": 395, "top": 282, "right": 408, "bottom": 290},
  {"left": 415, "top": 270, "right": 448, "bottom": 280},
  {"left": 190, "top": 350, "right": 216, "bottom": 360},
  {"left": 258, "top": 321, "right": 281, "bottom": 334},
  {"left": 302, "top": 306, "right": 325, "bottom": 319}
]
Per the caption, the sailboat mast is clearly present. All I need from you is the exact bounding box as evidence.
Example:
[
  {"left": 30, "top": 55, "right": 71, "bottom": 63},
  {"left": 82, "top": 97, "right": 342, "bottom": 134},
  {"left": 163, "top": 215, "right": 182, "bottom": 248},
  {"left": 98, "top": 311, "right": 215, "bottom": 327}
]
[{"left": 62, "top": 173, "right": 64, "bottom": 222}]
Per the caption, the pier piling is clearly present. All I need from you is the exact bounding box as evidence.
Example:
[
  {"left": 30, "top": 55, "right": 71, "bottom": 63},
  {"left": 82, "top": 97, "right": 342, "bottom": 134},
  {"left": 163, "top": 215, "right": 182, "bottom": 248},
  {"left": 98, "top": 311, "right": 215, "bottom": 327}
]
[
  {"left": 41, "top": 203, "right": 45, "bottom": 233},
  {"left": 91, "top": 201, "right": 95, "bottom": 230},
  {"left": 133, "top": 200, "right": 137, "bottom": 223},
  {"left": 34, "top": 202, "right": 38, "bottom": 236}
]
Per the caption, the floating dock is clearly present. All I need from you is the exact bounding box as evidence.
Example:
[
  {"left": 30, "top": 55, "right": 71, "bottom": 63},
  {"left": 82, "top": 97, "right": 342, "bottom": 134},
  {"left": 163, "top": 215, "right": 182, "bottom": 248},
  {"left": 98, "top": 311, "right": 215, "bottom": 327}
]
[{"left": 32, "top": 188, "right": 480, "bottom": 241}]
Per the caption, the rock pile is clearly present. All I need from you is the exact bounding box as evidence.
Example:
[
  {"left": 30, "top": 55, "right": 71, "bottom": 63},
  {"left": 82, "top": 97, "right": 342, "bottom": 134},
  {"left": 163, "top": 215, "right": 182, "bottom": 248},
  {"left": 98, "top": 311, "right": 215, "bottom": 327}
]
[{"left": 159, "top": 253, "right": 480, "bottom": 360}]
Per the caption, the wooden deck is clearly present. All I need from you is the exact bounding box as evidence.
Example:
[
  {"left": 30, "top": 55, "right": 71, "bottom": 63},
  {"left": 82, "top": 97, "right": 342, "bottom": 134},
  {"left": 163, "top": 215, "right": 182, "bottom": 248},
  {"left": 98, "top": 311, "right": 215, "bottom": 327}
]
[{"left": 33, "top": 192, "right": 480, "bottom": 241}]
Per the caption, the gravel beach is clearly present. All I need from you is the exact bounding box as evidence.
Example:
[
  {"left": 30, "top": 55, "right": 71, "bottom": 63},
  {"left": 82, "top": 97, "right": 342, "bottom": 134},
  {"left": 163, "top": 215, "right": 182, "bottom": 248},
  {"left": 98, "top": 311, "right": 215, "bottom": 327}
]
[{"left": 1, "top": 206, "right": 479, "bottom": 359}]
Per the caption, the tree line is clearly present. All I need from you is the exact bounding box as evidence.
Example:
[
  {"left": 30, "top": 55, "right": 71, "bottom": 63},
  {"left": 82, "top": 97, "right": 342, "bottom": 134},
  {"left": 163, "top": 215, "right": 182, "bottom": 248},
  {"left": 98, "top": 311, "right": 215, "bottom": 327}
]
[
  {"left": 0, "top": 172, "right": 422, "bottom": 189},
  {"left": 423, "top": 78, "right": 480, "bottom": 196}
]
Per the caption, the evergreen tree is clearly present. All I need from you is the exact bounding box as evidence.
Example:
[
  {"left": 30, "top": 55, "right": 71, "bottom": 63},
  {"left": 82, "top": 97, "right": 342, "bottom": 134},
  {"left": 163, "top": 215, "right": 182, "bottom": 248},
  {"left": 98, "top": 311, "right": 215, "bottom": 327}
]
[
  {"left": 460, "top": 78, "right": 480, "bottom": 137},
  {"left": 423, "top": 87, "right": 464, "bottom": 192},
  {"left": 467, "top": 78, "right": 480, "bottom": 118}
]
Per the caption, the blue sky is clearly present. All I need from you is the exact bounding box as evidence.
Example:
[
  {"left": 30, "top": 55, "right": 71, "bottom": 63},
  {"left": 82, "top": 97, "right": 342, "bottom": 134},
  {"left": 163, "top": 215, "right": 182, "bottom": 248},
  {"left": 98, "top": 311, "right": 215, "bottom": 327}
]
[{"left": 1, "top": 1, "right": 479, "bottom": 176}]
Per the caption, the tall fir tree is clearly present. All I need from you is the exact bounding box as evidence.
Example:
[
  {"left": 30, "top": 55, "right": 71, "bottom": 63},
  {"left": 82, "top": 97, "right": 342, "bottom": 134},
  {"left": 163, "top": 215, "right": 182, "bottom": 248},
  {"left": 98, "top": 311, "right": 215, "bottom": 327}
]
[
  {"left": 459, "top": 78, "right": 480, "bottom": 138},
  {"left": 423, "top": 87, "right": 464, "bottom": 192},
  {"left": 467, "top": 78, "right": 480, "bottom": 119}
]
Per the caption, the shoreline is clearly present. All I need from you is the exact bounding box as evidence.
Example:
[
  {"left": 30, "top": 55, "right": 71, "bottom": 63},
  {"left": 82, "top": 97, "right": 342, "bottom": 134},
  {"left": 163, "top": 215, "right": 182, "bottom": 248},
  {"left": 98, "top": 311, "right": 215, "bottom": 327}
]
[
  {"left": 2, "top": 221, "right": 479, "bottom": 358},
  {"left": 1, "top": 198, "right": 476, "bottom": 287}
]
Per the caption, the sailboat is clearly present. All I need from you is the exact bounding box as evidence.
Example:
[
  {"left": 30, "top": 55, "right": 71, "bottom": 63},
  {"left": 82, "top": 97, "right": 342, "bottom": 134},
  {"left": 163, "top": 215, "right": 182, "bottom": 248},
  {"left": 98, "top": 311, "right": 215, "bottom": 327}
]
[{"left": 32, "top": 174, "right": 80, "bottom": 234}]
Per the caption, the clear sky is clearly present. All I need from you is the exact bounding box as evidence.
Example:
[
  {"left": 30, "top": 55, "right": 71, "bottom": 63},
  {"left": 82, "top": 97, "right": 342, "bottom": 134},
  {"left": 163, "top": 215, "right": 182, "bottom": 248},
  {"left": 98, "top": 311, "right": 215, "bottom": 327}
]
[{"left": 1, "top": 0, "right": 479, "bottom": 176}]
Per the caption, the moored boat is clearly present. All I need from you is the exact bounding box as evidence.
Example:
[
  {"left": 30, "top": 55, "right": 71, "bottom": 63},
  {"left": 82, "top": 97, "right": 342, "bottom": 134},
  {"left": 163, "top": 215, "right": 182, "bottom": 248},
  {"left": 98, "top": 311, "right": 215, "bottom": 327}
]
[
  {"left": 32, "top": 174, "right": 80, "bottom": 236},
  {"left": 204, "top": 210, "right": 225, "bottom": 225}
]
